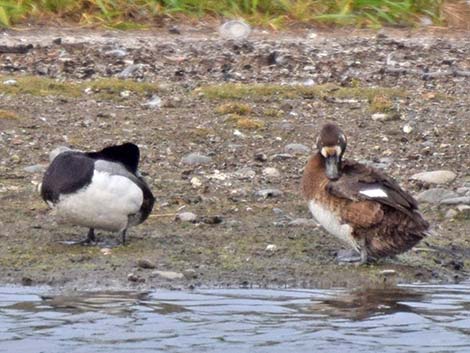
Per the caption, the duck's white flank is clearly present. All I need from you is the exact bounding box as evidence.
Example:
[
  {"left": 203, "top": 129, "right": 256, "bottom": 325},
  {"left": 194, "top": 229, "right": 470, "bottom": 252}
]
[
  {"left": 359, "top": 188, "right": 388, "bottom": 198},
  {"left": 54, "top": 170, "right": 143, "bottom": 232},
  {"left": 308, "top": 200, "right": 359, "bottom": 251}
]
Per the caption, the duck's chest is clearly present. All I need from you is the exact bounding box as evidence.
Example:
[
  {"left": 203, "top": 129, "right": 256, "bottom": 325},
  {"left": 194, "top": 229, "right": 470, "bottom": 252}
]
[{"left": 308, "top": 198, "right": 358, "bottom": 251}]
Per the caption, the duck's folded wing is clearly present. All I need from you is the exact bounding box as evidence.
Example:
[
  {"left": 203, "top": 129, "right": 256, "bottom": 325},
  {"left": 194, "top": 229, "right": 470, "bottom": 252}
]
[
  {"left": 326, "top": 160, "right": 418, "bottom": 219},
  {"left": 41, "top": 152, "right": 94, "bottom": 203}
]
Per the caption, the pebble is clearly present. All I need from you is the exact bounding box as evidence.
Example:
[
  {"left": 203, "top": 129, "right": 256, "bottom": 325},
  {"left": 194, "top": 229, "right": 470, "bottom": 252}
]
[
  {"left": 265, "top": 244, "right": 278, "bottom": 252},
  {"left": 219, "top": 20, "right": 251, "bottom": 40},
  {"left": 183, "top": 269, "right": 198, "bottom": 279},
  {"left": 23, "top": 164, "right": 46, "bottom": 173},
  {"left": 416, "top": 188, "right": 459, "bottom": 204},
  {"left": 445, "top": 209, "right": 459, "bottom": 219},
  {"left": 190, "top": 176, "right": 202, "bottom": 187},
  {"left": 3, "top": 79, "right": 17, "bottom": 86},
  {"left": 411, "top": 170, "right": 456, "bottom": 184},
  {"left": 152, "top": 270, "right": 184, "bottom": 280},
  {"left": 181, "top": 152, "right": 212, "bottom": 165},
  {"left": 117, "top": 63, "right": 143, "bottom": 78},
  {"left": 142, "top": 95, "right": 161, "bottom": 109},
  {"left": 403, "top": 124, "right": 413, "bottom": 134},
  {"left": 234, "top": 167, "right": 256, "bottom": 180},
  {"left": 284, "top": 143, "right": 310, "bottom": 154},
  {"left": 137, "top": 259, "right": 156, "bottom": 269},
  {"left": 271, "top": 153, "right": 293, "bottom": 161},
  {"left": 379, "top": 269, "right": 397, "bottom": 276},
  {"left": 262, "top": 167, "right": 280, "bottom": 178},
  {"left": 127, "top": 273, "right": 145, "bottom": 283},
  {"left": 254, "top": 152, "right": 267, "bottom": 162},
  {"left": 456, "top": 187, "right": 470, "bottom": 195},
  {"left": 255, "top": 188, "right": 283, "bottom": 199},
  {"left": 100, "top": 248, "right": 112, "bottom": 256},
  {"left": 371, "top": 113, "right": 389, "bottom": 121},
  {"left": 104, "top": 49, "right": 128, "bottom": 58},
  {"left": 175, "top": 212, "right": 198, "bottom": 222},
  {"left": 440, "top": 196, "right": 470, "bottom": 205}
]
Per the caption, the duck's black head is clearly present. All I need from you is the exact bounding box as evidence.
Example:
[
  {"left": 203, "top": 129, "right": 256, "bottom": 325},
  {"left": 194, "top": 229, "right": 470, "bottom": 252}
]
[
  {"left": 316, "top": 123, "right": 347, "bottom": 180},
  {"left": 87, "top": 143, "right": 140, "bottom": 174}
]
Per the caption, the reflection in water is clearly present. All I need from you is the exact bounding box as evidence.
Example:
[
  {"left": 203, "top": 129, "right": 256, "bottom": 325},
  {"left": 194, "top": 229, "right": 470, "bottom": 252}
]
[
  {"left": 308, "top": 286, "right": 425, "bottom": 320},
  {"left": 0, "top": 283, "right": 469, "bottom": 353}
]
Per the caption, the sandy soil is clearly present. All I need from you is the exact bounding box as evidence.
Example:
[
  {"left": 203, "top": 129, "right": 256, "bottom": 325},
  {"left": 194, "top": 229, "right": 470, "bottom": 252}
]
[{"left": 0, "top": 24, "right": 469, "bottom": 290}]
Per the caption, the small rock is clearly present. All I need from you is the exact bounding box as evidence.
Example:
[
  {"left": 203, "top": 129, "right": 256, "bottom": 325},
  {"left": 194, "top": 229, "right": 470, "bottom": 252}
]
[
  {"left": 284, "top": 143, "right": 310, "bottom": 154},
  {"left": 175, "top": 212, "right": 198, "bottom": 222},
  {"left": 23, "top": 164, "right": 46, "bottom": 173},
  {"left": 379, "top": 269, "right": 397, "bottom": 276},
  {"left": 127, "top": 273, "right": 145, "bottom": 283},
  {"left": 100, "top": 248, "right": 112, "bottom": 256},
  {"left": 117, "top": 63, "right": 143, "bottom": 78},
  {"left": 255, "top": 188, "right": 283, "bottom": 199},
  {"left": 21, "top": 277, "right": 33, "bottom": 286},
  {"left": 3, "top": 79, "right": 17, "bottom": 86},
  {"left": 265, "top": 244, "right": 278, "bottom": 252},
  {"left": 371, "top": 113, "right": 389, "bottom": 121},
  {"left": 403, "top": 124, "right": 413, "bottom": 134},
  {"left": 137, "top": 259, "right": 156, "bottom": 269},
  {"left": 190, "top": 176, "right": 202, "bottom": 187},
  {"left": 263, "top": 167, "right": 280, "bottom": 178},
  {"left": 142, "top": 95, "right": 161, "bottom": 109},
  {"left": 288, "top": 218, "right": 317, "bottom": 227},
  {"left": 456, "top": 187, "right": 470, "bottom": 195},
  {"left": 456, "top": 205, "right": 470, "bottom": 219},
  {"left": 445, "top": 209, "right": 458, "bottom": 219},
  {"left": 183, "top": 269, "right": 198, "bottom": 279},
  {"left": 271, "top": 153, "right": 293, "bottom": 161},
  {"left": 440, "top": 196, "right": 470, "bottom": 205},
  {"left": 152, "top": 270, "right": 184, "bottom": 280},
  {"left": 219, "top": 20, "right": 251, "bottom": 40},
  {"left": 105, "top": 49, "right": 128, "bottom": 58},
  {"left": 233, "top": 129, "right": 246, "bottom": 138},
  {"left": 181, "top": 152, "right": 212, "bottom": 165},
  {"left": 411, "top": 170, "right": 457, "bottom": 184},
  {"left": 168, "top": 26, "right": 181, "bottom": 34},
  {"left": 120, "top": 90, "right": 130, "bottom": 98},
  {"left": 200, "top": 215, "right": 223, "bottom": 224},
  {"left": 416, "top": 188, "right": 459, "bottom": 204},
  {"left": 254, "top": 152, "right": 267, "bottom": 162},
  {"left": 234, "top": 167, "right": 256, "bottom": 180}
]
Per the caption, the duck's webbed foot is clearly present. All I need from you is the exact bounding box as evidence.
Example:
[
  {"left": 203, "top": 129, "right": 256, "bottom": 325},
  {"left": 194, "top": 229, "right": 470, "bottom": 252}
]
[{"left": 81, "top": 228, "right": 97, "bottom": 245}]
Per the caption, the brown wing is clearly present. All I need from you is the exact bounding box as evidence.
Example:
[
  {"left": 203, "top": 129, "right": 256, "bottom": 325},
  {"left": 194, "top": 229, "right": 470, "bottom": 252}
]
[{"left": 326, "top": 160, "right": 418, "bottom": 218}]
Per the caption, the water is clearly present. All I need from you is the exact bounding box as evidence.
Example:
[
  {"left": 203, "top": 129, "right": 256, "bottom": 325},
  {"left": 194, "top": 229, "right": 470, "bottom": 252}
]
[{"left": 1, "top": 283, "right": 469, "bottom": 353}]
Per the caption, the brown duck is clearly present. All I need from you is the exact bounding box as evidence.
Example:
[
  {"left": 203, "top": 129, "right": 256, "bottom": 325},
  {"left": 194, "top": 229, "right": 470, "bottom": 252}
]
[{"left": 302, "top": 123, "right": 430, "bottom": 264}]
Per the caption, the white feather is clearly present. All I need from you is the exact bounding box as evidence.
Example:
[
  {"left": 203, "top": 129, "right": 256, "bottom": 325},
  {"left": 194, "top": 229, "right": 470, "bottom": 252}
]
[
  {"left": 54, "top": 170, "right": 143, "bottom": 232},
  {"left": 359, "top": 188, "right": 388, "bottom": 198},
  {"left": 308, "top": 200, "right": 359, "bottom": 252}
]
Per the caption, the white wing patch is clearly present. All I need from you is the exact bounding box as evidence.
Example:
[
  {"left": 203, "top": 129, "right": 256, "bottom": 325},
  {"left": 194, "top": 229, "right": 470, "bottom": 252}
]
[{"left": 359, "top": 188, "right": 388, "bottom": 198}]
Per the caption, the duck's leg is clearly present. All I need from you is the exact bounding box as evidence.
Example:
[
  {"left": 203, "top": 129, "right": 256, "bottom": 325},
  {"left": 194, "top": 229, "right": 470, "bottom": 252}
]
[
  {"left": 121, "top": 229, "right": 127, "bottom": 245},
  {"left": 81, "top": 228, "right": 96, "bottom": 245}
]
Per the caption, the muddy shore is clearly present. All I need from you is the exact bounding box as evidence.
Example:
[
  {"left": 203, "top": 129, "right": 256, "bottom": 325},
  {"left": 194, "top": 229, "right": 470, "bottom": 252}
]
[{"left": 0, "top": 25, "right": 469, "bottom": 290}]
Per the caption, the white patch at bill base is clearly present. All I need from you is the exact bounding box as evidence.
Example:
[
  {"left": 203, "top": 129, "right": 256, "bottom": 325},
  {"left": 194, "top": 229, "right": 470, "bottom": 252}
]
[
  {"left": 359, "top": 188, "right": 388, "bottom": 198},
  {"left": 54, "top": 170, "right": 143, "bottom": 232},
  {"left": 308, "top": 200, "right": 359, "bottom": 252}
]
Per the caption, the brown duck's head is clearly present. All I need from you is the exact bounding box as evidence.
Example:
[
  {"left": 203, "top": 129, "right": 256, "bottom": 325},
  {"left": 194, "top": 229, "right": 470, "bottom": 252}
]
[{"left": 316, "top": 123, "right": 347, "bottom": 180}]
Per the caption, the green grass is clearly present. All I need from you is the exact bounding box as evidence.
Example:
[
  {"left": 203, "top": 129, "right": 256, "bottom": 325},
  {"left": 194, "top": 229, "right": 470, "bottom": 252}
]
[
  {"left": 197, "top": 82, "right": 406, "bottom": 101},
  {"left": 0, "top": 75, "right": 159, "bottom": 99},
  {"left": 0, "top": 0, "right": 444, "bottom": 29}
]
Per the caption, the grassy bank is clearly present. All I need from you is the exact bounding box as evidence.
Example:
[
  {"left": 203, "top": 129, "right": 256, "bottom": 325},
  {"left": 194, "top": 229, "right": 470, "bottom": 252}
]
[{"left": 0, "top": 0, "right": 443, "bottom": 29}]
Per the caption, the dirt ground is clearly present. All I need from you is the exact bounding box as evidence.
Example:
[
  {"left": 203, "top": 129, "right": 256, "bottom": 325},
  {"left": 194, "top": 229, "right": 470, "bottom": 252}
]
[{"left": 0, "top": 24, "right": 469, "bottom": 291}]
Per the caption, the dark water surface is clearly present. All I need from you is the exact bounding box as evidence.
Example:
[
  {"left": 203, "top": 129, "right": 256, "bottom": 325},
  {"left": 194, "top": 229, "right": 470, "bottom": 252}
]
[{"left": 1, "top": 282, "right": 469, "bottom": 353}]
